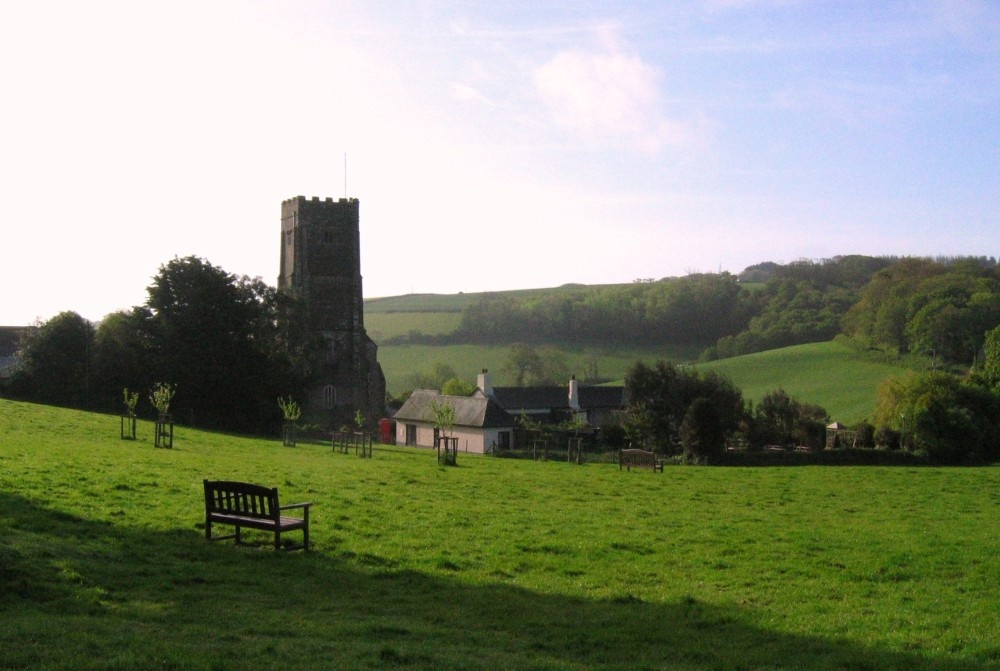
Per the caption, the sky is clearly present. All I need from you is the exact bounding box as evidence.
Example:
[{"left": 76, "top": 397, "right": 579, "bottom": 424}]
[{"left": 1, "top": 1, "right": 998, "bottom": 325}]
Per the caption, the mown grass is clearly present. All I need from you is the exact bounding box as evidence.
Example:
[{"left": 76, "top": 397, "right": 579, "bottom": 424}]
[{"left": 2, "top": 399, "right": 998, "bottom": 670}]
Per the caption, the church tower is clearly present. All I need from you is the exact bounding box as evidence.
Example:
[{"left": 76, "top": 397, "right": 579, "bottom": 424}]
[{"left": 279, "top": 196, "right": 385, "bottom": 425}]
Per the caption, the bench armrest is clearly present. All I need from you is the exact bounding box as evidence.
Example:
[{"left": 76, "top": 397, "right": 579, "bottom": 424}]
[{"left": 279, "top": 502, "right": 313, "bottom": 511}]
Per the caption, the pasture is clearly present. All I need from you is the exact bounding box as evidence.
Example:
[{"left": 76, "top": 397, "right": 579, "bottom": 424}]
[
  {"left": 376, "top": 343, "right": 704, "bottom": 397},
  {"left": 1, "top": 399, "right": 998, "bottom": 670},
  {"left": 694, "top": 340, "right": 915, "bottom": 424},
  {"left": 379, "top": 339, "right": 911, "bottom": 422}
]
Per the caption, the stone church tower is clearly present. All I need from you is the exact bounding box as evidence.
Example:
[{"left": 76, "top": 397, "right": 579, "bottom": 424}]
[{"left": 278, "top": 196, "right": 385, "bottom": 426}]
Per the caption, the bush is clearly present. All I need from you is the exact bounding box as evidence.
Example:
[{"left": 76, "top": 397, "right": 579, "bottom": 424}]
[
  {"left": 873, "top": 425, "right": 900, "bottom": 450},
  {"left": 854, "top": 421, "right": 875, "bottom": 448}
]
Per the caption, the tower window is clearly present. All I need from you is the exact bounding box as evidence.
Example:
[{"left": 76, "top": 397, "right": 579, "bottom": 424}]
[{"left": 323, "top": 385, "right": 336, "bottom": 409}]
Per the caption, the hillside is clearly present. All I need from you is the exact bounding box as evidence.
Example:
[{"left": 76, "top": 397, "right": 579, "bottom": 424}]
[
  {"left": 364, "top": 258, "right": 995, "bottom": 422},
  {"left": 693, "top": 340, "right": 914, "bottom": 424},
  {"left": 365, "top": 289, "right": 918, "bottom": 420}
]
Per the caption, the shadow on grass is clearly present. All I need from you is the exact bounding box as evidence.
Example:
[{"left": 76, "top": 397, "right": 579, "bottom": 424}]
[{"left": 0, "top": 491, "right": 993, "bottom": 671}]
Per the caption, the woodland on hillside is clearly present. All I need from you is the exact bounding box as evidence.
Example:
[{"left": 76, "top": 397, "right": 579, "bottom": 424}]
[{"left": 383, "top": 255, "right": 1000, "bottom": 370}]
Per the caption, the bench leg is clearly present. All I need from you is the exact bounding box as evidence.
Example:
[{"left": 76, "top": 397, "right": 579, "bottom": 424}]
[{"left": 274, "top": 529, "right": 281, "bottom": 550}]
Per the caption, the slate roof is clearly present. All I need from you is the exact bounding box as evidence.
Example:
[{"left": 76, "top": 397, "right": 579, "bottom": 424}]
[
  {"left": 489, "top": 386, "right": 567, "bottom": 411},
  {"left": 393, "top": 389, "right": 515, "bottom": 429},
  {"left": 0, "top": 355, "right": 19, "bottom": 379},
  {"left": 0, "top": 326, "right": 26, "bottom": 357},
  {"left": 0, "top": 327, "right": 26, "bottom": 379},
  {"left": 487, "top": 385, "right": 625, "bottom": 412},
  {"left": 579, "top": 386, "right": 626, "bottom": 409}
]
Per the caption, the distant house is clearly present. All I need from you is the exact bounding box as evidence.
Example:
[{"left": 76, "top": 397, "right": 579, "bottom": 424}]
[
  {"left": 472, "top": 369, "right": 624, "bottom": 428},
  {"left": 0, "top": 326, "right": 26, "bottom": 381},
  {"left": 392, "top": 371, "right": 627, "bottom": 454},
  {"left": 393, "top": 389, "right": 515, "bottom": 454}
]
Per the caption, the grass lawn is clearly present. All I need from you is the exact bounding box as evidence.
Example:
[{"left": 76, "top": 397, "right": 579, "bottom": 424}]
[{"left": 1, "top": 399, "right": 998, "bottom": 670}]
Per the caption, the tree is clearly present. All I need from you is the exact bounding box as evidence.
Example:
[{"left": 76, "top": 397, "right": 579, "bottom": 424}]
[
  {"left": 429, "top": 399, "right": 457, "bottom": 465},
  {"left": 984, "top": 325, "right": 1000, "bottom": 388},
  {"left": 681, "top": 397, "right": 725, "bottom": 461},
  {"left": 875, "top": 370, "right": 1000, "bottom": 462},
  {"left": 92, "top": 309, "right": 153, "bottom": 413},
  {"left": 441, "top": 377, "right": 475, "bottom": 396},
  {"left": 501, "top": 343, "right": 569, "bottom": 386},
  {"left": 844, "top": 258, "right": 1000, "bottom": 364},
  {"left": 142, "top": 256, "right": 299, "bottom": 432},
  {"left": 624, "top": 361, "right": 746, "bottom": 453},
  {"left": 752, "top": 389, "right": 828, "bottom": 448},
  {"left": 411, "top": 363, "right": 458, "bottom": 390},
  {"left": 10, "top": 311, "right": 94, "bottom": 408}
]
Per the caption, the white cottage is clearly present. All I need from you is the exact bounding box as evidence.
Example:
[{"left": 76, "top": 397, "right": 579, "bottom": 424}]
[{"left": 393, "top": 389, "right": 515, "bottom": 454}]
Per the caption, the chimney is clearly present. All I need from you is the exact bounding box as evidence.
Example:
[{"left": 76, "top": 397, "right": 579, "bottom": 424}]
[
  {"left": 568, "top": 374, "right": 580, "bottom": 411},
  {"left": 477, "top": 368, "right": 493, "bottom": 397}
]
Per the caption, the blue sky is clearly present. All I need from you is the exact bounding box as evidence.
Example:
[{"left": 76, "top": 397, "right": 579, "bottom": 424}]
[{"left": 1, "top": 1, "right": 997, "bottom": 324}]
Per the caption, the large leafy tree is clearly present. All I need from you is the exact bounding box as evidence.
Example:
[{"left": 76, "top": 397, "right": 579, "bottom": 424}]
[
  {"left": 624, "top": 360, "right": 746, "bottom": 453},
  {"left": 875, "top": 371, "right": 1000, "bottom": 462},
  {"left": 142, "top": 256, "right": 300, "bottom": 432},
  {"left": 750, "top": 388, "right": 828, "bottom": 448},
  {"left": 91, "top": 308, "right": 154, "bottom": 413},
  {"left": 11, "top": 311, "right": 95, "bottom": 408}
]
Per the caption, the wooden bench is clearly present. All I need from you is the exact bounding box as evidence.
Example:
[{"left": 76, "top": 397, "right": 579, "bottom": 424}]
[
  {"left": 619, "top": 448, "right": 664, "bottom": 472},
  {"left": 203, "top": 480, "right": 313, "bottom": 550}
]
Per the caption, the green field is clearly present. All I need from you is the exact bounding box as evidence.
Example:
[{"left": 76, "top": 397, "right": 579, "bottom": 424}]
[
  {"left": 377, "top": 343, "right": 704, "bottom": 396},
  {"left": 693, "top": 340, "right": 915, "bottom": 424},
  {"left": 2, "top": 399, "right": 998, "bottom": 670},
  {"left": 366, "top": 312, "right": 464, "bottom": 341},
  {"left": 380, "top": 338, "right": 914, "bottom": 423},
  {"left": 364, "top": 291, "right": 918, "bottom": 421}
]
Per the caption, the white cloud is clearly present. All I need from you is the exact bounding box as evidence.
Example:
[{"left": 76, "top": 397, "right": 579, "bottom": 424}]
[{"left": 533, "top": 43, "right": 706, "bottom": 153}]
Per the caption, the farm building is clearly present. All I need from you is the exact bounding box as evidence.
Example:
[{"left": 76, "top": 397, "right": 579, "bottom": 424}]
[
  {"left": 392, "top": 371, "right": 626, "bottom": 454},
  {"left": 393, "top": 389, "right": 515, "bottom": 454},
  {"left": 473, "top": 369, "right": 624, "bottom": 428}
]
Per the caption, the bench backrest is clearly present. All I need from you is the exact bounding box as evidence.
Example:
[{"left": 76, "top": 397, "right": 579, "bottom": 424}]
[
  {"left": 620, "top": 448, "right": 656, "bottom": 464},
  {"left": 204, "top": 480, "right": 280, "bottom": 520}
]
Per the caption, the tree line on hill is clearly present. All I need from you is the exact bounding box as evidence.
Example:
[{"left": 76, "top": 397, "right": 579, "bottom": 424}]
[
  {"left": 3, "top": 256, "right": 319, "bottom": 435},
  {"left": 6, "top": 253, "right": 1000, "bottom": 462},
  {"left": 617, "top": 354, "right": 1000, "bottom": 465},
  {"left": 387, "top": 255, "right": 1000, "bottom": 370}
]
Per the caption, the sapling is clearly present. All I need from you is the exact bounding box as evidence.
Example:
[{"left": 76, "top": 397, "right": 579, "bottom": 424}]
[
  {"left": 278, "top": 396, "right": 302, "bottom": 421},
  {"left": 149, "top": 382, "right": 176, "bottom": 417},
  {"left": 122, "top": 388, "right": 140, "bottom": 415}
]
